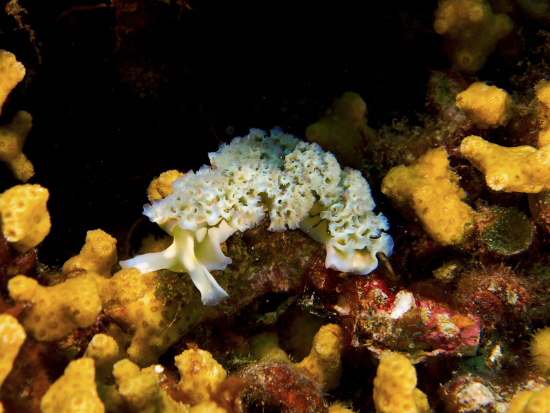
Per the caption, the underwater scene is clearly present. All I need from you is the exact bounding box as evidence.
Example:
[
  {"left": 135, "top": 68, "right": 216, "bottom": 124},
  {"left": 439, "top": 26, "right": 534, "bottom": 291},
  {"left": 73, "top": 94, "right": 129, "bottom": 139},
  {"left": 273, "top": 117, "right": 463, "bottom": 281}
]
[{"left": 3, "top": 0, "right": 550, "bottom": 412}]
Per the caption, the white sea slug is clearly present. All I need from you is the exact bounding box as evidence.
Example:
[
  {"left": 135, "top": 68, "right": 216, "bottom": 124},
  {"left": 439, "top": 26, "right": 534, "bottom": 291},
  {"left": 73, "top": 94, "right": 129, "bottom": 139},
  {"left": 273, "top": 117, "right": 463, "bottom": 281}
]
[{"left": 120, "top": 128, "right": 393, "bottom": 306}]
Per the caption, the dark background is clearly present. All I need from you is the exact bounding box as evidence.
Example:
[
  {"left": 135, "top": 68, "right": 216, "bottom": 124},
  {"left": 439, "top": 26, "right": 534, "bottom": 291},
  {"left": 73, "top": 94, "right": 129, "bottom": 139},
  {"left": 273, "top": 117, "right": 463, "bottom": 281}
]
[{"left": 0, "top": 0, "right": 522, "bottom": 265}]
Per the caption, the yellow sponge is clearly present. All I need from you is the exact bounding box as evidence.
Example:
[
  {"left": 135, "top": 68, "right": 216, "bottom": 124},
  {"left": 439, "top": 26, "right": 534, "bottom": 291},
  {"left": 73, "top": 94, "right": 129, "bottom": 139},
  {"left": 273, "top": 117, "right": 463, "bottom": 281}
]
[
  {"left": 40, "top": 357, "right": 105, "bottom": 413},
  {"left": 460, "top": 135, "right": 550, "bottom": 193},
  {"left": 381, "top": 147, "right": 475, "bottom": 245},
  {"left": 0, "top": 111, "right": 34, "bottom": 182},
  {"left": 0, "top": 184, "right": 50, "bottom": 252},
  {"left": 373, "top": 353, "right": 430, "bottom": 413},
  {"left": 0, "top": 50, "right": 25, "bottom": 115},
  {"left": 0, "top": 314, "right": 26, "bottom": 387},
  {"left": 455, "top": 82, "right": 512, "bottom": 129}
]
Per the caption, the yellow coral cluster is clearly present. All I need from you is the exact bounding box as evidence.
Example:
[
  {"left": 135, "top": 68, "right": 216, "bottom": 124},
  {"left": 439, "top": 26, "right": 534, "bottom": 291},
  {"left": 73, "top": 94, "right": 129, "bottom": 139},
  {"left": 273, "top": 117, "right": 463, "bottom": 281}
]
[
  {"left": 455, "top": 82, "right": 512, "bottom": 129},
  {"left": 250, "top": 323, "right": 345, "bottom": 392},
  {"left": 0, "top": 314, "right": 26, "bottom": 386},
  {"left": 507, "top": 386, "right": 550, "bottom": 413},
  {"left": 63, "top": 229, "right": 147, "bottom": 309},
  {"left": 105, "top": 251, "right": 219, "bottom": 365},
  {"left": 0, "top": 50, "right": 25, "bottom": 115},
  {"left": 433, "top": 0, "right": 513, "bottom": 74},
  {"left": 8, "top": 274, "right": 103, "bottom": 340},
  {"left": 0, "top": 183, "right": 50, "bottom": 252},
  {"left": 250, "top": 331, "right": 291, "bottom": 363},
  {"left": 373, "top": 353, "right": 430, "bottom": 413},
  {"left": 0, "top": 314, "right": 26, "bottom": 413},
  {"left": 8, "top": 229, "right": 147, "bottom": 341},
  {"left": 0, "top": 111, "right": 34, "bottom": 182},
  {"left": 381, "top": 147, "right": 475, "bottom": 246},
  {"left": 305, "top": 92, "right": 378, "bottom": 166},
  {"left": 41, "top": 357, "right": 104, "bottom": 413},
  {"left": 63, "top": 229, "right": 118, "bottom": 277},
  {"left": 38, "top": 345, "right": 237, "bottom": 413},
  {"left": 529, "top": 327, "right": 550, "bottom": 375},
  {"left": 175, "top": 348, "right": 227, "bottom": 404},
  {"left": 105, "top": 347, "right": 236, "bottom": 412},
  {"left": 112, "top": 358, "right": 185, "bottom": 413},
  {"left": 147, "top": 169, "right": 184, "bottom": 203},
  {"left": 94, "top": 268, "right": 147, "bottom": 309},
  {"left": 30, "top": 336, "right": 353, "bottom": 413},
  {"left": 0, "top": 52, "right": 33, "bottom": 182},
  {"left": 85, "top": 334, "right": 120, "bottom": 381},
  {"left": 535, "top": 80, "right": 550, "bottom": 147},
  {"left": 105, "top": 283, "right": 190, "bottom": 366},
  {"left": 297, "top": 323, "right": 345, "bottom": 391},
  {"left": 460, "top": 135, "right": 550, "bottom": 193}
]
